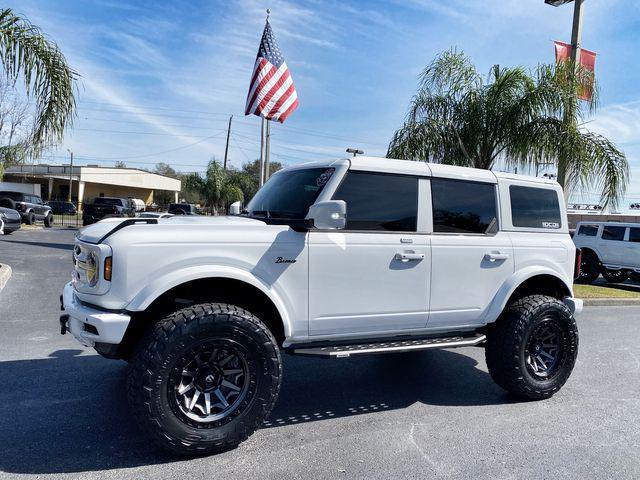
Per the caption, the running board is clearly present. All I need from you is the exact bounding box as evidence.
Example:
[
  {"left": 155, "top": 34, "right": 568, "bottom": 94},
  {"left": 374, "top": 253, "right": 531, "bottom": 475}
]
[{"left": 290, "top": 334, "right": 486, "bottom": 358}]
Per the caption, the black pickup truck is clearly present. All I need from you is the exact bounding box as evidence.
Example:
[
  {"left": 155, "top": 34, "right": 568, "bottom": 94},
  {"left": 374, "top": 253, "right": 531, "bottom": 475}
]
[{"left": 82, "top": 197, "right": 135, "bottom": 226}]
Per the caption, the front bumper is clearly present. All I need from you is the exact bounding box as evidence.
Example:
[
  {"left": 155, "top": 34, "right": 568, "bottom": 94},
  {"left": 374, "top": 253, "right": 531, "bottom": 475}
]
[
  {"left": 563, "top": 296, "right": 583, "bottom": 316},
  {"left": 59, "top": 282, "right": 130, "bottom": 347}
]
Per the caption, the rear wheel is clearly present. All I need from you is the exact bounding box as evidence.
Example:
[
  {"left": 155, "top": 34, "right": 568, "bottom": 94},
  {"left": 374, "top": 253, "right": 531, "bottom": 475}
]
[
  {"left": 601, "top": 268, "right": 629, "bottom": 283},
  {"left": 486, "top": 295, "right": 578, "bottom": 400},
  {"left": 576, "top": 250, "right": 600, "bottom": 284},
  {"left": 127, "top": 303, "right": 282, "bottom": 456}
]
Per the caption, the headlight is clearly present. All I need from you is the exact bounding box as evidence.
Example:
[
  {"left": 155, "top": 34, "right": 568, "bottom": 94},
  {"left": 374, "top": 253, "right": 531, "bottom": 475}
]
[{"left": 86, "top": 251, "right": 99, "bottom": 287}]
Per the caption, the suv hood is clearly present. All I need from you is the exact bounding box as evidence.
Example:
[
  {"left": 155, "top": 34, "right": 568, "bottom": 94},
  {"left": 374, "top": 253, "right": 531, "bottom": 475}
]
[{"left": 77, "top": 215, "right": 267, "bottom": 244}]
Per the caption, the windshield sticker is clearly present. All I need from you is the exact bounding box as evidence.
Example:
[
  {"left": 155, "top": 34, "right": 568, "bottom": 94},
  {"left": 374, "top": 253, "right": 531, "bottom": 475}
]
[{"left": 316, "top": 169, "right": 334, "bottom": 187}]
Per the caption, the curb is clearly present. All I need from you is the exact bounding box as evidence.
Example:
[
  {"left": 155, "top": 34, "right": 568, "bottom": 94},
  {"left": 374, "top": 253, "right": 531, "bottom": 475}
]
[
  {"left": 0, "top": 263, "right": 12, "bottom": 291},
  {"left": 583, "top": 298, "right": 640, "bottom": 306}
]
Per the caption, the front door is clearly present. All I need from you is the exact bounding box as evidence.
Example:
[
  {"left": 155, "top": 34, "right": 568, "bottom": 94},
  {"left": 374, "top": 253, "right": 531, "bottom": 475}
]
[{"left": 308, "top": 171, "right": 430, "bottom": 336}]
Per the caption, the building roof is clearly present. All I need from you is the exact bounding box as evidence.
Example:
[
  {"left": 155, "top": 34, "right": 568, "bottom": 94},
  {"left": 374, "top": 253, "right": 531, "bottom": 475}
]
[{"left": 4, "top": 164, "right": 181, "bottom": 192}]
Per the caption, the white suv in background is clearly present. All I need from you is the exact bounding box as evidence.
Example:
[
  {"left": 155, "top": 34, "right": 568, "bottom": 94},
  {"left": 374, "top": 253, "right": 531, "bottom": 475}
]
[
  {"left": 573, "top": 221, "right": 640, "bottom": 283},
  {"left": 60, "top": 156, "right": 581, "bottom": 456}
]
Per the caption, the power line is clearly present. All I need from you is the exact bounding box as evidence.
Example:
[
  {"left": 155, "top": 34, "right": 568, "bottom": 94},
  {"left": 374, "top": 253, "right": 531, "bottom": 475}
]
[{"left": 73, "top": 127, "right": 227, "bottom": 138}]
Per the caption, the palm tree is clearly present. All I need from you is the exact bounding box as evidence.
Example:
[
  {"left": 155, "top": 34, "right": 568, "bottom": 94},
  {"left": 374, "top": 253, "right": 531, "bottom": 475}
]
[
  {"left": 183, "top": 160, "right": 244, "bottom": 214},
  {"left": 388, "top": 49, "right": 628, "bottom": 208},
  {"left": 0, "top": 9, "right": 77, "bottom": 155}
]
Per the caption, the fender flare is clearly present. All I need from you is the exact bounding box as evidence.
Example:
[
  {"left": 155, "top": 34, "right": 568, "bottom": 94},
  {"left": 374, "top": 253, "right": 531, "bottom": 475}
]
[
  {"left": 125, "top": 265, "right": 293, "bottom": 337},
  {"left": 483, "top": 266, "right": 573, "bottom": 324}
]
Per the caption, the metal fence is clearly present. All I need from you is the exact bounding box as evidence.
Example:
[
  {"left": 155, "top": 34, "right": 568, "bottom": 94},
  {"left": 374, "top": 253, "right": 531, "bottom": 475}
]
[{"left": 52, "top": 213, "right": 82, "bottom": 228}]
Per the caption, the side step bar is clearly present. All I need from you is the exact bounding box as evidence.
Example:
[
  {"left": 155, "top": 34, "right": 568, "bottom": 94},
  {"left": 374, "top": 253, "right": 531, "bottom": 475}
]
[{"left": 290, "top": 334, "right": 486, "bottom": 358}]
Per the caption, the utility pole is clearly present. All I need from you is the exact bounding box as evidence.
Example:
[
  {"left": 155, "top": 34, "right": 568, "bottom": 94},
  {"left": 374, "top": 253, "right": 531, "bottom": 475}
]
[
  {"left": 264, "top": 120, "right": 271, "bottom": 182},
  {"left": 570, "top": 0, "right": 584, "bottom": 64},
  {"left": 223, "top": 115, "right": 233, "bottom": 170},
  {"left": 67, "top": 149, "right": 73, "bottom": 202}
]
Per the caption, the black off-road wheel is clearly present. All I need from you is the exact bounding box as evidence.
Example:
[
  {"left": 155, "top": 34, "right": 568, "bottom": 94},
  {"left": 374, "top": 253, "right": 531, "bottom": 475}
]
[
  {"left": 485, "top": 295, "right": 578, "bottom": 400},
  {"left": 601, "top": 268, "right": 629, "bottom": 283},
  {"left": 576, "top": 250, "right": 600, "bottom": 284},
  {"left": 44, "top": 213, "right": 53, "bottom": 228},
  {"left": 25, "top": 211, "right": 35, "bottom": 225},
  {"left": 127, "top": 303, "right": 282, "bottom": 456}
]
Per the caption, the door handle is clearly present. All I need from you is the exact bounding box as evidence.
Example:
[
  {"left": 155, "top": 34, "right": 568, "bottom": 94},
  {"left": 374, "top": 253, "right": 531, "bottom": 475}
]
[
  {"left": 395, "top": 252, "right": 425, "bottom": 262},
  {"left": 484, "top": 252, "right": 509, "bottom": 261}
]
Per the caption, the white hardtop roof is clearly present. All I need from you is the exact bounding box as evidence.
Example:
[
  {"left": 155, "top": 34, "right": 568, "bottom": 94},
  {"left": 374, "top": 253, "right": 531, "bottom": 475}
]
[
  {"left": 284, "top": 156, "right": 557, "bottom": 185},
  {"left": 576, "top": 221, "right": 640, "bottom": 227}
]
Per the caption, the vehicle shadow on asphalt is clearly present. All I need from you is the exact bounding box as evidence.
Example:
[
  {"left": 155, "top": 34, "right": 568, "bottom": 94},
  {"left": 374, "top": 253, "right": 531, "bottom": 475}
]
[
  {"left": 0, "top": 239, "right": 74, "bottom": 251},
  {"left": 0, "top": 348, "right": 515, "bottom": 474}
]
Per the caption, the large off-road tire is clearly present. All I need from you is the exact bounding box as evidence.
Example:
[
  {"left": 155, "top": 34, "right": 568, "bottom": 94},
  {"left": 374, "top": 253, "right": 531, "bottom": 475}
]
[
  {"left": 127, "top": 303, "right": 282, "bottom": 456},
  {"left": 576, "top": 250, "right": 600, "bottom": 284},
  {"left": 485, "top": 295, "right": 578, "bottom": 400},
  {"left": 43, "top": 213, "right": 53, "bottom": 228},
  {"left": 25, "top": 211, "right": 35, "bottom": 225},
  {"left": 601, "top": 268, "right": 629, "bottom": 283}
]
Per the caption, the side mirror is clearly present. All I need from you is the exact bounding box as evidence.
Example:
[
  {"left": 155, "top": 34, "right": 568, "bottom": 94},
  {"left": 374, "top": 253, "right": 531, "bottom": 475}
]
[
  {"left": 229, "top": 201, "right": 242, "bottom": 215},
  {"left": 308, "top": 200, "right": 346, "bottom": 230}
]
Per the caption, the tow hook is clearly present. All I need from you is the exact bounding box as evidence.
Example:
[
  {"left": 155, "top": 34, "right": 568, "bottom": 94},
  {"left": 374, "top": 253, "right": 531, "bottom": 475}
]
[{"left": 59, "top": 314, "right": 69, "bottom": 335}]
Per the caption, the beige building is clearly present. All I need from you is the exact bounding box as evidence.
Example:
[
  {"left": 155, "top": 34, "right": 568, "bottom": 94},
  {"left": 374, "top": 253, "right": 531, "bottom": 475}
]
[{"left": 3, "top": 164, "right": 181, "bottom": 208}]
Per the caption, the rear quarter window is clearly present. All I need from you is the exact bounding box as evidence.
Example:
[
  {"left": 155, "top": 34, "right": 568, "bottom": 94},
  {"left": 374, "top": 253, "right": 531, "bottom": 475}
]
[
  {"left": 509, "top": 186, "right": 561, "bottom": 229},
  {"left": 577, "top": 224, "right": 598, "bottom": 236}
]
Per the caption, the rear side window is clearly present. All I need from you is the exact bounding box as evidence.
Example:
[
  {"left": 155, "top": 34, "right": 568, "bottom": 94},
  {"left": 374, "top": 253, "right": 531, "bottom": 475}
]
[
  {"left": 629, "top": 228, "right": 640, "bottom": 243},
  {"left": 332, "top": 171, "right": 418, "bottom": 231},
  {"left": 602, "top": 225, "right": 626, "bottom": 241},
  {"left": 577, "top": 224, "right": 598, "bottom": 236},
  {"left": 431, "top": 178, "right": 497, "bottom": 234},
  {"left": 509, "top": 186, "right": 561, "bottom": 229}
]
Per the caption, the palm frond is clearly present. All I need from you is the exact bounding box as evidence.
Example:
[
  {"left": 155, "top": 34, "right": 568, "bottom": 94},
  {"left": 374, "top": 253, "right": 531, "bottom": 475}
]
[{"left": 0, "top": 9, "right": 77, "bottom": 152}]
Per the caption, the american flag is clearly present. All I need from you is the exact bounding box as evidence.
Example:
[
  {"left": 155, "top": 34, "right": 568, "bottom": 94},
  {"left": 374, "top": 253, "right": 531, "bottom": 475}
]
[{"left": 244, "top": 19, "right": 298, "bottom": 123}]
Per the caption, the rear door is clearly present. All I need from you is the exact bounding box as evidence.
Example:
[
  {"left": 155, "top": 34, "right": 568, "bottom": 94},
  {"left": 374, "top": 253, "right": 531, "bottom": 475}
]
[
  {"left": 428, "top": 177, "right": 514, "bottom": 329},
  {"left": 598, "top": 225, "right": 627, "bottom": 265}
]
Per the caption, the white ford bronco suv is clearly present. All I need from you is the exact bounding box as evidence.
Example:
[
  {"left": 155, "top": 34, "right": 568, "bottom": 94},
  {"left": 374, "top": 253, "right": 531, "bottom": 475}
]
[{"left": 60, "top": 156, "right": 582, "bottom": 456}]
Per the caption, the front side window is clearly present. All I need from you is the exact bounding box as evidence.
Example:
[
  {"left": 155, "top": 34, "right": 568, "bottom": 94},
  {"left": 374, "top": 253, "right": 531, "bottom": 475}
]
[
  {"left": 510, "top": 186, "right": 561, "bottom": 229},
  {"left": 602, "top": 225, "right": 626, "bottom": 241},
  {"left": 332, "top": 171, "right": 418, "bottom": 231},
  {"left": 577, "top": 224, "right": 598, "bottom": 236},
  {"left": 246, "top": 167, "right": 335, "bottom": 219},
  {"left": 431, "top": 178, "right": 497, "bottom": 234}
]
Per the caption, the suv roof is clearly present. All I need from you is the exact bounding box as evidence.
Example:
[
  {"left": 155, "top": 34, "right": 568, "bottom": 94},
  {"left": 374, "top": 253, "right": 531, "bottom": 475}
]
[{"left": 285, "top": 156, "right": 558, "bottom": 185}]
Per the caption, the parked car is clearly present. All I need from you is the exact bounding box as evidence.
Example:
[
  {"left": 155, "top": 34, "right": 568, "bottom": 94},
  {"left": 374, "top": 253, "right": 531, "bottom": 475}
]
[
  {"left": 60, "top": 156, "right": 581, "bottom": 456},
  {"left": 82, "top": 197, "right": 135, "bottom": 226},
  {"left": 573, "top": 221, "right": 640, "bottom": 283},
  {"left": 129, "top": 198, "right": 146, "bottom": 212},
  {"left": 0, "top": 191, "right": 53, "bottom": 226},
  {"left": 168, "top": 202, "right": 200, "bottom": 215},
  {"left": 46, "top": 200, "right": 77, "bottom": 215},
  {"left": 0, "top": 207, "right": 21, "bottom": 234},
  {"left": 137, "top": 212, "right": 173, "bottom": 219}
]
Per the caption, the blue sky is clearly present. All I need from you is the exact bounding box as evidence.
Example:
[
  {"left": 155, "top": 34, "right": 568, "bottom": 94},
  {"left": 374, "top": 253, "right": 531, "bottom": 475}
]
[{"left": 14, "top": 0, "right": 640, "bottom": 207}]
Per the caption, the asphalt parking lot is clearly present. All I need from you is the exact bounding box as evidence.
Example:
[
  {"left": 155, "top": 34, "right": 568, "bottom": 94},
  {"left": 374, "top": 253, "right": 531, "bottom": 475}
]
[{"left": 0, "top": 228, "right": 639, "bottom": 480}]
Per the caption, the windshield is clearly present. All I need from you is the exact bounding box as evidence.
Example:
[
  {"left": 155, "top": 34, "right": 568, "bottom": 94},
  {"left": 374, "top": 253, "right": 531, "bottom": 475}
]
[{"left": 245, "top": 167, "right": 334, "bottom": 219}]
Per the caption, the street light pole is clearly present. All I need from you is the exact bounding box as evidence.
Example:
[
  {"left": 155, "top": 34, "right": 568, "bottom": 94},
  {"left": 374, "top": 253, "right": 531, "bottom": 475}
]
[
  {"left": 67, "top": 149, "right": 73, "bottom": 202},
  {"left": 570, "top": 0, "right": 584, "bottom": 63}
]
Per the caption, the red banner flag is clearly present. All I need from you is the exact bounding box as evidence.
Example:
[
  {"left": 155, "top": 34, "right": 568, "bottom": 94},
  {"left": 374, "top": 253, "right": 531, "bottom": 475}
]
[{"left": 554, "top": 40, "right": 597, "bottom": 101}]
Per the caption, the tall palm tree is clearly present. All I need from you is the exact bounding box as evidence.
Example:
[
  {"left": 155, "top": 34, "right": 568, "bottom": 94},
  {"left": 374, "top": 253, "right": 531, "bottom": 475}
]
[
  {"left": 388, "top": 49, "right": 628, "bottom": 208},
  {"left": 0, "top": 8, "right": 77, "bottom": 155},
  {"left": 183, "top": 160, "right": 244, "bottom": 214}
]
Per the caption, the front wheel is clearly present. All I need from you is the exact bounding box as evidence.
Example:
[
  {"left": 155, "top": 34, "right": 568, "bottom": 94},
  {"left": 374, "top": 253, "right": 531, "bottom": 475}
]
[
  {"left": 25, "top": 211, "right": 35, "bottom": 225},
  {"left": 44, "top": 213, "right": 53, "bottom": 228},
  {"left": 601, "top": 268, "right": 629, "bottom": 283},
  {"left": 127, "top": 303, "right": 282, "bottom": 456},
  {"left": 485, "top": 295, "right": 578, "bottom": 400}
]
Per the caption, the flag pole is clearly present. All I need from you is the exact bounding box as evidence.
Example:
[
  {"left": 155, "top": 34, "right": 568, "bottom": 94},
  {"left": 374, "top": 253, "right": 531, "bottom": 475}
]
[
  {"left": 259, "top": 117, "right": 265, "bottom": 187},
  {"left": 264, "top": 120, "right": 271, "bottom": 182}
]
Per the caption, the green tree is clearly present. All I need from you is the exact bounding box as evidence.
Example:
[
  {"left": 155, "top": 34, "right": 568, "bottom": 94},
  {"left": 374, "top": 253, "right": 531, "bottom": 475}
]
[
  {"left": 183, "top": 159, "right": 244, "bottom": 214},
  {"left": 388, "top": 49, "right": 628, "bottom": 208},
  {"left": 0, "top": 9, "right": 77, "bottom": 152},
  {"left": 154, "top": 162, "right": 179, "bottom": 206},
  {"left": 236, "top": 159, "right": 283, "bottom": 201}
]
